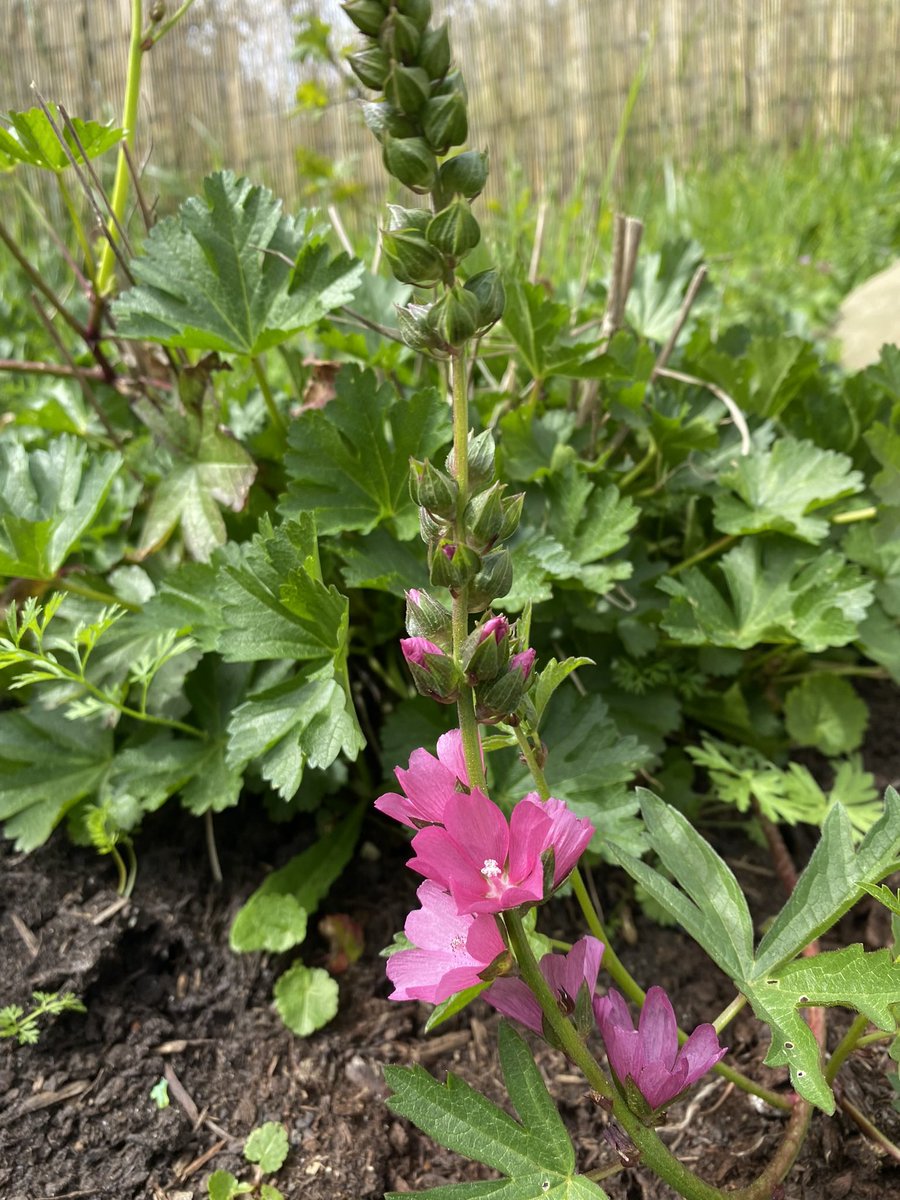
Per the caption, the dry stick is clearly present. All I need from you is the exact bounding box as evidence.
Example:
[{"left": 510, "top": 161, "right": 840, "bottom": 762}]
[
  {"left": 0, "top": 358, "right": 104, "bottom": 383},
  {"left": 58, "top": 103, "right": 136, "bottom": 267},
  {"left": 0, "top": 215, "right": 90, "bottom": 341},
  {"left": 122, "top": 141, "right": 154, "bottom": 233},
  {"left": 656, "top": 366, "right": 752, "bottom": 456},
  {"left": 528, "top": 198, "right": 548, "bottom": 284},
  {"left": 327, "top": 203, "right": 355, "bottom": 258},
  {"left": 652, "top": 264, "right": 708, "bottom": 377},
  {"left": 29, "top": 295, "right": 124, "bottom": 450}
]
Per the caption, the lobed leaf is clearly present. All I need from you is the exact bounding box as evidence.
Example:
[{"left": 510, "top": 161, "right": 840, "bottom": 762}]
[
  {"left": 0, "top": 106, "right": 122, "bottom": 171},
  {"left": 273, "top": 964, "right": 339, "bottom": 1036}
]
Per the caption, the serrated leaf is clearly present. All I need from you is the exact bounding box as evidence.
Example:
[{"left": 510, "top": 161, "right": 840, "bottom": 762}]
[
  {"left": 208, "top": 1170, "right": 249, "bottom": 1200},
  {"left": 0, "top": 436, "right": 121, "bottom": 580},
  {"left": 0, "top": 706, "right": 112, "bottom": 850},
  {"left": 226, "top": 667, "right": 363, "bottom": 801},
  {"left": 281, "top": 366, "right": 451, "bottom": 538},
  {"left": 714, "top": 438, "right": 863, "bottom": 543},
  {"left": 625, "top": 238, "right": 705, "bottom": 343},
  {"left": 607, "top": 789, "right": 755, "bottom": 980},
  {"left": 659, "top": 539, "right": 873, "bottom": 652},
  {"left": 752, "top": 790, "right": 900, "bottom": 976},
  {"left": 865, "top": 422, "right": 900, "bottom": 506},
  {"left": 114, "top": 171, "right": 361, "bottom": 354},
  {"left": 0, "top": 106, "right": 122, "bottom": 171},
  {"left": 501, "top": 276, "right": 567, "bottom": 380},
  {"left": 385, "top": 1022, "right": 608, "bottom": 1200},
  {"left": 229, "top": 894, "right": 308, "bottom": 953},
  {"left": 244, "top": 1121, "right": 289, "bottom": 1172},
  {"left": 338, "top": 527, "right": 426, "bottom": 595},
  {"left": 424, "top": 983, "right": 491, "bottom": 1033},
  {"left": 531, "top": 657, "right": 594, "bottom": 726},
  {"left": 745, "top": 946, "right": 900, "bottom": 1113},
  {"left": 784, "top": 674, "right": 868, "bottom": 755},
  {"left": 217, "top": 514, "right": 348, "bottom": 662},
  {"left": 273, "top": 964, "right": 339, "bottom": 1036}
]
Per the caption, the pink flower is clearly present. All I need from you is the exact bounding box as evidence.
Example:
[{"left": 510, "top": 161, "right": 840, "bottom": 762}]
[
  {"left": 400, "top": 636, "right": 446, "bottom": 666},
  {"left": 386, "top": 880, "right": 507, "bottom": 1004},
  {"left": 485, "top": 936, "right": 605, "bottom": 1034},
  {"left": 408, "top": 790, "right": 594, "bottom": 915},
  {"left": 479, "top": 615, "right": 509, "bottom": 644},
  {"left": 510, "top": 648, "right": 536, "bottom": 680},
  {"left": 375, "top": 730, "right": 472, "bottom": 828},
  {"left": 594, "top": 987, "right": 728, "bottom": 1111}
]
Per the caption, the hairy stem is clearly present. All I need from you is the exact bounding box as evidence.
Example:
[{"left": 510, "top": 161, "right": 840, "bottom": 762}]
[
  {"left": 252, "top": 356, "right": 287, "bottom": 435},
  {"left": 825, "top": 1012, "right": 870, "bottom": 1085}
]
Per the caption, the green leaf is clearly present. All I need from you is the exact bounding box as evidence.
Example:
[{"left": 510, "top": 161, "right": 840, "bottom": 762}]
[
  {"left": 338, "top": 527, "right": 426, "bottom": 595},
  {"left": 226, "top": 666, "right": 363, "bottom": 800},
  {"left": 745, "top": 946, "right": 900, "bottom": 1113},
  {"left": 625, "top": 239, "right": 705, "bottom": 342},
  {"left": 424, "top": 983, "right": 491, "bottom": 1033},
  {"left": 0, "top": 706, "right": 112, "bottom": 850},
  {"left": 659, "top": 540, "right": 873, "bottom": 652},
  {"left": 229, "top": 894, "right": 308, "bottom": 953},
  {"left": 607, "top": 789, "right": 755, "bottom": 980},
  {"left": 864, "top": 422, "right": 900, "bottom": 506},
  {"left": 273, "top": 964, "right": 339, "bottom": 1036},
  {"left": 531, "top": 656, "right": 594, "bottom": 726},
  {"left": 136, "top": 378, "right": 256, "bottom": 562},
  {"left": 752, "top": 789, "right": 900, "bottom": 977},
  {"left": 208, "top": 1170, "right": 250, "bottom": 1200},
  {"left": 501, "top": 276, "right": 566, "bottom": 380},
  {"left": 0, "top": 106, "right": 122, "bottom": 171},
  {"left": 281, "top": 366, "right": 451, "bottom": 538},
  {"left": 384, "top": 1022, "right": 609, "bottom": 1200},
  {"left": 244, "top": 1122, "right": 290, "bottom": 1173},
  {"left": 260, "top": 1186, "right": 285, "bottom": 1200},
  {"left": 114, "top": 171, "right": 362, "bottom": 354},
  {"left": 784, "top": 674, "right": 868, "bottom": 755},
  {"left": 0, "top": 436, "right": 122, "bottom": 580},
  {"left": 714, "top": 438, "right": 863, "bottom": 543},
  {"left": 149, "top": 1078, "right": 170, "bottom": 1109},
  {"left": 217, "top": 515, "right": 348, "bottom": 662}
]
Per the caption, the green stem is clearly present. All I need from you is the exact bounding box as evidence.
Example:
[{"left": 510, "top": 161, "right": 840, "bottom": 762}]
[
  {"left": 122, "top": 839, "right": 138, "bottom": 898},
  {"left": 669, "top": 534, "right": 736, "bottom": 576},
  {"left": 825, "top": 1012, "right": 869, "bottom": 1085},
  {"left": 145, "top": 0, "right": 197, "bottom": 46},
  {"left": 109, "top": 845, "right": 128, "bottom": 895},
  {"left": 855, "top": 1030, "right": 896, "bottom": 1049},
  {"left": 59, "top": 577, "right": 140, "bottom": 612},
  {"left": 831, "top": 505, "right": 877, "bottom": 525},
  {"left": 252, "top": 355, "right": 287, "bottom": 435},
  {"left": 97, "top": 0, "right": 144, "bottom": 295},
  {"left": 619, "top": 436, "right": 657, "bottom": 491},
  {"left": 504, "top": 909, "right": 729, "bottom": 1200},
  {"left": 711, "top": 992, "right": 747, "bottom": 1034},
  {"left": 449, "top": 347, "right": 486, "bottom": 793},
  {"left": 512, "top": 725, "right": 549, "bottom": 799}
]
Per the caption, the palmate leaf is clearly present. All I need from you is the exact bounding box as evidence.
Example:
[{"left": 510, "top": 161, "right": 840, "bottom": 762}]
[
  {"left": 659, "top": 539, "right": 873, "bottom": 652},
  {"left": 385, "top": 1022, "right": 609, "bottom": 1200},
  {"left": 783, "top": 674, "right": 868, "bottom": 755},
  {"left": 714, "top": 437, "right": 864, "bottom": 543},
  {"left": 0, "top": 106, "right": 122, "bottom": 172},
  {"left": 113, "top": 171, "right": 362, "bottom": 355},
  {"left": 0, "top": 436, "right": 122, "bottom": 580},
  {"left": 281, "top": 365, "right": 451, "bottom": 539},
  {"left": 745, "top": 947, "right": 900, "bottom": 1113}
]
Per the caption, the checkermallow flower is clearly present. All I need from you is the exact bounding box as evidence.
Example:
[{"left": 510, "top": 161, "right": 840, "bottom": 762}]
[
  {"left": 485, "top": 936, "right": 605, "bottom": 1034},
  {"left": 375, "top": 729, "right": 475, "bottom": 829},
  {"left": 407, "top": 788, "right": 594, "bottom": 915},
  {"left": 386, "top": 880, "right": 508, "bottom": 1004},
  {"left": 593, "top": 986, "right": 727, "bottom": 1111}
]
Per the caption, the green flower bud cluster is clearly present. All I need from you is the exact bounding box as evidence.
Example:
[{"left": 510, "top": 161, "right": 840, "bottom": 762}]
[
  {"left": 342, "top": 0, "right": 504, "bottom": 354},
  {"left": 409, "top": 428, "right": 523, "bottom": 612}
]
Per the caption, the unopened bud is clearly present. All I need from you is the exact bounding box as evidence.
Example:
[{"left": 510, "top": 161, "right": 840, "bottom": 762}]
[
  {"left": 362, "top": 101, "right": 418, "bottom": 144},
  {"left": 422, "top": 91, "right": 469, "bottom": 155},
  {"left": 464, "top": 268, "right": 505, "bottom": 332},
  {"left": 419, "top": 22, "right": 451, "bottom": 79},
  {"left": 429, "top": 539, "right": 481, "bottom": 591},
  {"left": 342, "top": 0, "right": 387, "bottom": 37},
  {"left": 395, "top": 0, "right": 432, "bottom": 32},
  {"left": 379, "top": 12, "right": 421, "bottom": 62},
  {"left": 475, "top": 647, "right": 536, "bottom": 721},
  {"left": 400, "top": 637, "right": 461, "bottom": 703},
  {"left": 467, "top": 547, "right": 513, "bottom": 611},
  {"left": 405, "top": 588, "right": 453, "bottom": 646},
  {"left": 430, "top": 68, "right": 468, "bottom": 102},
  {"left": 435, "top": 149, "right": 489, "bottom": 206},
  {"left": 428, "top": 285, "right": 480, "bottom": 347},
  {"left": 499, "top": 492, "right": 524, "bottom": 540},
  {"left": 397, "top": 302, "right": 446, "bottom": 354},
  {"left": 381, "top": 227, "right": 445, "bottom": 285},
  {"left": 150, "top": 1, "right": 166, "bottom": 22},
  {"left": 447, "top": 428, "right": 496, "bottom": 491},
  {"left": 461, "top": 614, "right": 510, "bottom": 683},
  {"left": 348, "top": 45, "right": 390, "bottom": 90},
  {"left": 465, "top": 480, "right": 506, "bottom": 549},
  {"left": 386, "top": 204, "right": 430, "bottom": 233},
  {"left": 383, "top": 134, "right": 437, "bottom": 192},
  {"left": 427, "top": 200, "right": 480, "bottom": 259},
  {"left": 419, "top": 506, "right": 446, "bottom": 544},
  {"left": 384, "top": 64, "right": 431, "bottom": 115},
  {"left": 410, "top": 457, "right": 458, "bottom": 517}
]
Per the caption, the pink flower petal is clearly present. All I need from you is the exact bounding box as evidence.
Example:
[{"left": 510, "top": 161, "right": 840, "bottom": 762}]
[
  {"left": 639, "top": 987, "right": 679, "bottom": 1071},
  {"left": 484, "top": 977, "right": 543, "bottom": 1034}
]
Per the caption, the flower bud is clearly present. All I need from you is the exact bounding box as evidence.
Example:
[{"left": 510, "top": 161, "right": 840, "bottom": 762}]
[
  {"left": 422, "top": 91, "right": 468, "bottom": 155},
  {"left": 419, "top": 22, "right": 451, "bottom": 79},
  {"left": 428, "top": 285, "right": 481, "bottom": 347},
  {"left": 400, "top": 637, "right": 461, "bottom": 703},
  {"left": 467, "top": 547, "right": 513, "bottom": 611},
  {"left": 464, "top": 268, "right": 505, "bottom": 332},
  {"left": 409, "top": 457, "right": 458, "bottom": 517},
  {"left": 379, "top": 12, "right": 421, "bottom": 62},
  {"left": 342, "top": 0, "right": 387, "bottom": 37},
  {"left": 499, "top": 491, "right": 524, "bottom": 540},
  {"left": 348, "top": 45, "right": 390, "bottom": 90},
  {"left": 435, "top": 150, "right": 489, "bottom": 204},
  {"left": 397, "top": 302, "right": 447, "bottom": 354},
  {"left": 447, "top": 428, "right": 496, "bottom": 491},
  {"left": 383, "top": 135, "right": 437, "bottom": 192},
  {"left": 362, "top": 102, "right": 418, "bottom": 143},
  {"left": 427, "top": 200, "right": 481, "bottom": 259},
  {"left": 386, "top": 204, "right": 431, "bottom": 233},
  {"left": 419, "top": 505, "right": 446, "bottom": 544},
  {"left": 465, "top": 480, "right": 506, "bottom": 549},
  {"left": 430, "top": 68, "right": 468, "bottom": 102},
  {"left": 461, "top": 614, "right": 511, "bottom": 683},
  {"left": 475, "top": 647, "right": 536, "bottom": 721},
  {"left": 429, "top": 539, "right": 481, "bottom": 591},
  {"left": 395, "top": 0, "right": 432, "bottom": 32},
  {"left": 384, "top": 64, "right": 431, "bottom": 115},
  {"left": 405, "top": 588, "right": 453, "bottom": 647},
  {"left": 381, "top": 227, "right": 445, "bottom": 285}
]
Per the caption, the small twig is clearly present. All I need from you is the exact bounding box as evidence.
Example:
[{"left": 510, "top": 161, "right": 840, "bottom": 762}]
[
  {"left": 122, "top": 142, "right": 154, "bottom": 232},
  {"left": 327, "top": 203, "right": 355, "bottom": 258},
  {"left": 655, "top": 366, "right": 751, "bottom": 456},
  {"left": 337, "top": 306, "right": 406, "bottom": 343},
  {"left": 58, "top": 102, "right": 136, "bottom": 266},
  {"left": 528, "top": 198, "right": 548, "bottom": 284},
  {"left": 164, "top": 1063, "right": 201, "bottom": 1125},
  {"left": 9, "top": 913, "right": 40, "bottom": 958},
  {"left": 175, "top": 1138, "right": 228, "bottom": 1183},
  {"left": 90, "top": 895, "right": 130, "bottom": 925},
  {"left": 652, "top": 265, "right": 708, "bottom": 376},
  {"left": 143, "top": 0, "right": 198, "bottom": 49},
  {"left": 0, "top": 215, "right": 90, "bottom": 341}
]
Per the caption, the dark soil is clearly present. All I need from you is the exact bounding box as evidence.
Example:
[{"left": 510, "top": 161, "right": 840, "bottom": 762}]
[{"left": 1, "top": 686, "right": 899, "bottom": 1200}]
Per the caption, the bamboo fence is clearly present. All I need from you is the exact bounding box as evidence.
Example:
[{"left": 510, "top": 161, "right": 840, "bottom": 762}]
[{"left": 0, "top": 0, "right": 897, "bottom": 206}]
